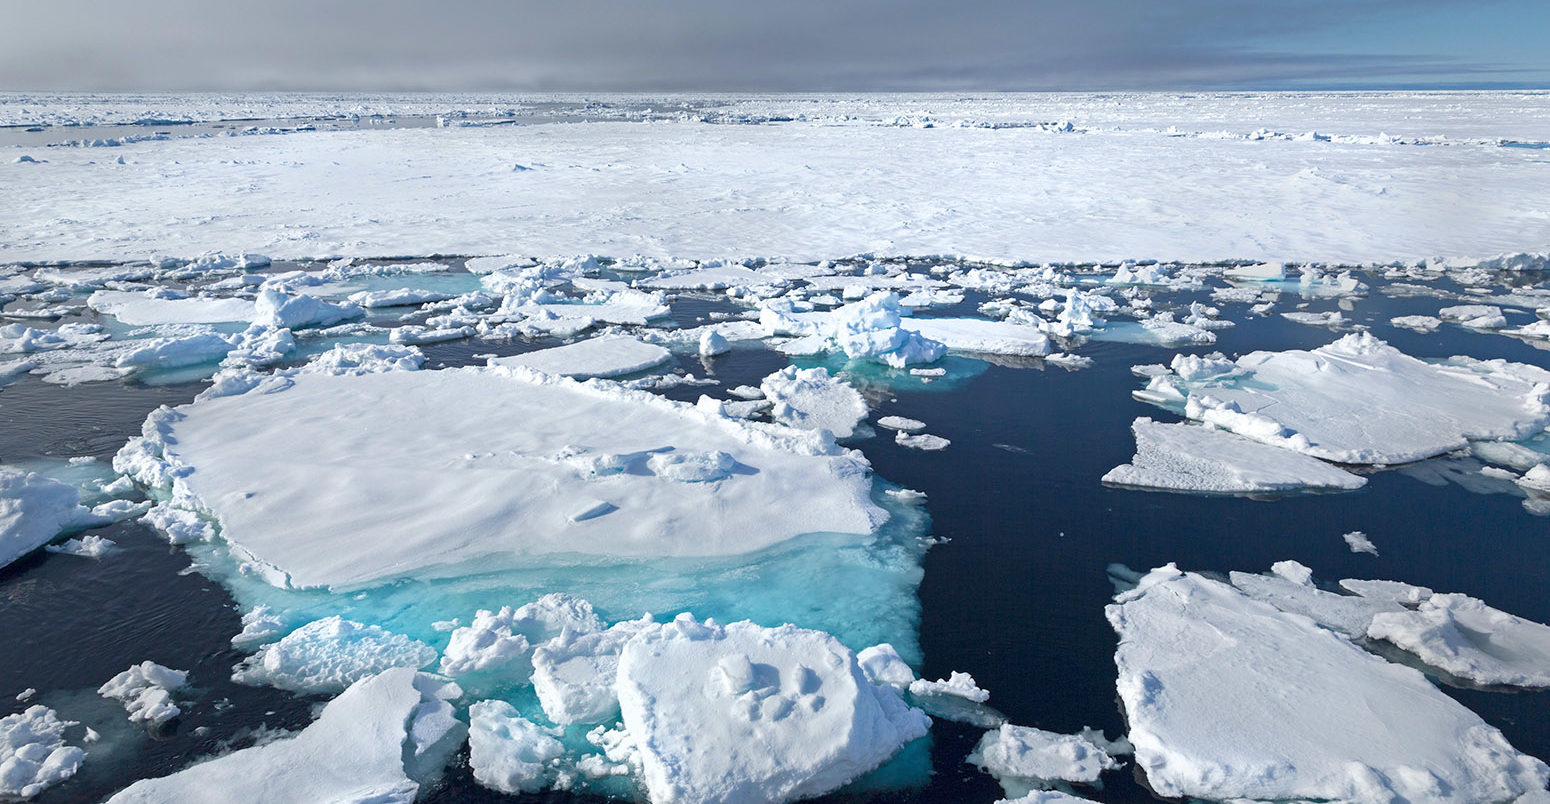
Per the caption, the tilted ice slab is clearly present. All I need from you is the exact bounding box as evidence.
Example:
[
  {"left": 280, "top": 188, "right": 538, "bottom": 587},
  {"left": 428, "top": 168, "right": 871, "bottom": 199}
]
[
  {"left": 616, "top": 615, "right": 931, "bottom": 804},
  {"left": 87, "top": 290, "right": 256, "bottom": 325},
  {"left": 1103, "top": 417, "right": 1366, "bottom": 494},
  {"left": 1, "top": 465, "right": 100, "bottom": 570},
  {"left": 1107, "top": 566, "right": 1550, "bottom": 803},
  {"left": 1368, "top": 593, "right": 1550, "bottom": 688},
  {"left": 1135, "top": 333, "right": 1550, "bottom": 464},
  {"left": 116, "top": 365, "right": 886, "bottom": 589},
  {"left": 107, "top": 668, "right": 465, "bottom": 804},
  {"left": 491, "top": 335, "right": 672, "bottom": 379},
  {"left": 1228, "top": 562, "right": 1407, "bottom": 640}
]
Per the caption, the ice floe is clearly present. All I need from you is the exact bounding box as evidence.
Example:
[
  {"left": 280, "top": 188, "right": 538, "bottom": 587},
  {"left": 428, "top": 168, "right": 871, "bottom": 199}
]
[
  {"left": 1368, "top": 593, "right": 1550, "bottom": 688},
  {"left": 760, "top": 365, "right": 869, "bottom": 438},
  {"left": 87, "top": 290, "right": 255, "bottom": 325},
  {"left": 107, "top": 668, "right": 464, "bottom": 803},
  {"left": 616, "top": 615, "right": 930, "bottom": 804},
  {"left": 118, "top": 365, "right": 886, "bottom": 588},
  {"left": 1107, "top": 565, "right": 1549, "bottom": 802},
  {"left": 968, "top": 723, "right": 1119, "bottom": 796},
  {"left": 231, "top": 617, "right": 437, "bottom": 693},
  {"left": 1, "top": 466, "right": 99, "bottom": 570},
  {"left": 98, "top": 661, "right": 187, "bottom": 727},
  {"left": 467, "top": 700, "right": 564, "bottom": 794},
  {"left": 1102, "top": 417, "right": 1367, "bottom": 494},
  {"left": 492, "top": 335, "right": 673, "bottom": 379},
  {"left": 1134, "top": 333, "right": 1550, "bottom": 464},
  {"left": 0, "top": 705, "right": 85, "bottom": 799}
]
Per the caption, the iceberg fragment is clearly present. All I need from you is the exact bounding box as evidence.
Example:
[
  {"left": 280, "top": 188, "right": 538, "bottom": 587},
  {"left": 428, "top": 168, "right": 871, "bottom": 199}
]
[{"left": 98, "top": 661, "right": 188, "bottom": 727}]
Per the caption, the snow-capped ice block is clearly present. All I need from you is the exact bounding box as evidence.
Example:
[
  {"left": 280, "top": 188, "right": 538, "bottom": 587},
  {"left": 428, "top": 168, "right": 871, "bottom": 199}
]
[
  {"left": 491, "top": 335, "right": 672, "bottom": 379},
  {"left": 1228, "top": 566, "right": 1405, "bottom": 639},
  {"left": 467, "top": 700, "right": 564, "bottom": 794},
  {"left": 87, "top": 290, "right": 255, "bottom": 325},
  {"left": 107, "top": 668, "right": 465, "bottom": 804},
  {"left": 1107, "top": 566, "right": 1550, "bottom": 803},
  {"left": 532, "top": 615, "right": 655, "bottom": 725},
  {"left": 440, "top": 594, "right": 604, "bottom": 678},
  {"left": 114, "top": 333, "right": 235, "bottom": 370},
  {"left": 764, "top": 293, "right": 946, "bottom": 368},
  {"left": 118, "top": 365, "right": 886, "bottom": 589},
  {"left": 99, "top": 661, "right": 188, "bottom": 727},
  {"left": 898, "top": 317, "right": 1051, "bottom": 357},
  {"left": 0, "top": 705, "right": 84, "bottom": 799},
  {"left": 232, "top": 617, "right": 437, "bottom": 693},
  {"left": 1368, "top": 593, "right": 1550, "bottom": 688},
  {"left": 760, "top": 365, "right": 869, "bottom": 439},
  {"left": 1134, "top": 333, "right": 1550, "bottom": 464},
  {"left": 1, "top": 466, "right": 96, "bottom": 570},
  {"left": 996, "top": 792, "right": 1100, "bottom": 804},
  {"left": 1103, "top": 417, "right": 1366, "bottom": 494},
  {"left": 968, "top": 723, "right": 1118, "bottom": 793},
  {"left": 616, "top": 615, "right": 930, "bottom": 804},
  {"left": 251, "top": 289, "right": 361, "bottom": 330}
]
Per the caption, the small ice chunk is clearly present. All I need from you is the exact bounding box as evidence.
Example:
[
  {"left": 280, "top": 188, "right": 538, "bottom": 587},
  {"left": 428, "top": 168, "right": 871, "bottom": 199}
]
[
  {"left": 532, "top": 617, "right": 654, "bottom": 725},
  {"left": 1368, "top": 593, "right": 1550, "bottom": 688},
  {"left": 442, "top": 595, "right": 604, "bottom": 678},
  {"left": 617, "top": 616, "right": 930, "bottom": 804},
  {"left": 761, "top": 365, "right": 868, "bottom": 439},
  {"left": 467, "top": 700, "right": 564, "bottom": 794},
  {"left": 895, "top": 432, "right": 950, "bottom": 451},
  {"left": 232, "top": 605, "right": 287, "bottom": 649},
  {"left": 909, "top": 671, "right": 988, "bottom": 703},
  {"left": 347, "top": 288, "right": 454, "bottom": 308},
  {"left": 251, "top": 289, "right": 362, "bottom": 329},
  {"left": 699, "top": 329, "right": 731, "bottom": 356},
  {"left": 1439, "top": 304, "right": 1508, "bottom": 329},
  {"left": 1391, "top": 315, "right": 1443, "bottom": 333},
  {"left": 0, "top": 705, "right": 84, "bottom": 798},
  {"left": 107, "top": 669, "right": 464, "bottom": 803},
  {"left": 492, "top": 335, "right": 672, "bottom": 379},
  {"left": 232, "top": 617, "right": 436, "bottom": 694},
  {"left": 1519, "top": 463, "right": 1550, "bottom": 492},
  {"left": 99, "top": 661, "right": 188, "bottom": 727},
  {"left": 45, "top": 533, "right": 119, "bottom": 558},
  {"left": 1343, "top": 530, "right": 1378, "bottom": 555},
  {"left": 875, "top": 416, "right": 926, "bottom": 433},
  {"left": 856, "top": 643, "right": 915, "bottom": 688},
  {"left": 968, "top": 723, "right": 1119, "bottom": 790}
]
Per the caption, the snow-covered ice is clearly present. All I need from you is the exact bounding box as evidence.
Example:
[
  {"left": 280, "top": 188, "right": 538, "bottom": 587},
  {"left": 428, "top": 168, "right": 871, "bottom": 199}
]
[
  {"left": 98, "top": 661, "right": 188, "bottom": 727},
  {"left": 1344, "top": 530, "right": 1379, "bottom": 555},
  {"left": 491, "top": 335, "right": 672, "bottom": 379},
  {"left": 1102, "top": 417, "right": 1367, "bottom": 493},
  {"left": 118, "top": 365, "right": 886, "bottom": 588},
  {"left": 1107, "top": 565, "right": 1549, "bottom": 803},
  {"left": 231, "top": 617, "right": 437, "bottom": 693},
  {"left": 1368, "top": 593, "right": 1550, "bottom": 688},
  {"left": 467, "top": 701, "right": 564, "bottom": 795},
  {"left": 1, "top": 466, "right": 98, "bottom": 570},
  {"left": 968, "top": 723, "right": 1119, "bottom": 793},
  {"left": 0, "top": 705, "right": 85, "bottom": 799},
  {"left": 107, "top": 668, "right": 465, "bottom": 804},
  {"left": 87, "top": 290, "right": 255, "bottom": 325},
  {"left": 616, "top": 615, "right": 930, "bottom": 804},
  {"left": 759, "top": 365, "right": 869, "bottom": 439}
]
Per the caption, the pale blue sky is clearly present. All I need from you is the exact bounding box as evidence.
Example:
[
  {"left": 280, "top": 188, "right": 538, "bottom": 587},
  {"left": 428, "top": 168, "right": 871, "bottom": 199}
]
[{"left": 2, "top": 0, "right": 1546, "bottom": 91}]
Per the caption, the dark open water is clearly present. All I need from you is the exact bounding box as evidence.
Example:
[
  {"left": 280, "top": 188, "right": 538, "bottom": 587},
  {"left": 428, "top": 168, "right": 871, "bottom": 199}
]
[{"left": 2, "top": 263, "right": 1546, "bottom": 802}]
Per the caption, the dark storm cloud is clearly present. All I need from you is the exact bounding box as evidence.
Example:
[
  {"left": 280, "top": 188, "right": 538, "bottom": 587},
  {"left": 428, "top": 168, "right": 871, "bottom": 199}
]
[{"left": 0, "top": 0, "right": 1542, "bottom": 91}]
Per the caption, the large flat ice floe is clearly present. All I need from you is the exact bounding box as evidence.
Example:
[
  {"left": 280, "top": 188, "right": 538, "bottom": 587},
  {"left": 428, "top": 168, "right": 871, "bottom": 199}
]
[
  {"left": 107, "top": 668, "right": 465, "bottom": 804},
  {"left": 616, "top": 615, "right": 931, "bottom": 804},
  {"left": 115, "top": 365, "right": 886, "bottom": 589},
  {"left": 1107, "top": 566, "right": 1549, "bottom": 803},
  {"left": 1135, "top": 334, "right": 1550, "bottom": 464},
  {"left": 1103, "top": 417, "right": 1367, "bottom": 493},
  {"left": 490, "top": 335, "right": 672, "bottom": 379}
]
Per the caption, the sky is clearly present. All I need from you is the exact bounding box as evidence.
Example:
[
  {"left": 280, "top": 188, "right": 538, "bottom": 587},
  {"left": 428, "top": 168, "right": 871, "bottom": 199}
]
[{"left": 2, "top": 0, "right": 1547, "bottom": 92}]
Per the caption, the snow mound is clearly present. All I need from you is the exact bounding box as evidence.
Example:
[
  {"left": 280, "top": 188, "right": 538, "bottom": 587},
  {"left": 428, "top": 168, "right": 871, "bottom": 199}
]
[
  {"left": 440, "top": 594, "right": 604, "bottom": 678},
  {"left": 232, "top": 616, "right": 436, "bottom": 693},
  {"left": 617, "top": 615, "right": 930, "bottom": 804},
  {"left": 107, "top": 669, "right": 465, "bottom": 804},
  {"left": 1102, "top": 417, "right": 1366, "bottom": 493},
  {"left": 116, "top": 365, "right": 886, "bottom": 588},
  {"left": 98, "top": 661, "right": 188, "bottom": 727},
  {"left": 0, "top": 705, "right": 84, "bottom": 799},
  {"left": 492, "top": 335, "right": 672, "bottom": 379},
  {"left": 1368, "top": 593, "right": 1550, "bottom": 688},
  {"left": 251, "top": 289, "right": 361, "bottom": 329},
  {"left": 1107, "top": 566, "right": 1549, "bottom": 803},
  {"left": 1134, "top": 333, "right": 1550, "bottom": 464}
]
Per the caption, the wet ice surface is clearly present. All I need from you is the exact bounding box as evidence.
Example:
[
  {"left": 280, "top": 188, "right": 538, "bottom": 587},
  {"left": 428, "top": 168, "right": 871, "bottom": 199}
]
[{"left": 3, "top": 92, "right": 1550, "bottom": 803}]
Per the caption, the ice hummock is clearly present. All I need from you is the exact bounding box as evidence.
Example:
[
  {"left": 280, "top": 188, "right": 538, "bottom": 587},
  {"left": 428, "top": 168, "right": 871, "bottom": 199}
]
[
  {"left": 1103, "top": 417, "right": 1367, "bottom": 493},
  {"left": 1107, "top": 565, "right": 1549, "bottom": 802},
  {"left": 106, "top": 668, "right": 465, "bottom": 804},
  {"left": 117, "top": 365, "right": 887, "bottom": 589},
  {"left": 616, "top": 615, "right": 930, "bottom": 804},
  {"left": 0, "top": 705, "right": 85, "bottom": 799},
  {"left": 1133, "top": 333, "right": 1550, "bottom": 464},
  {"left": 98, "top": 661, "right": 188, "bottom": 727},
  {"left": 759, "top": 365, "right": 869, "bottom": 439}
]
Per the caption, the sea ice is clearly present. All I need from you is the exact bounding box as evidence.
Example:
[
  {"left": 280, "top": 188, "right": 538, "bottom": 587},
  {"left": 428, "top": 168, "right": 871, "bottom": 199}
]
[
  {"left": 440, "top": 594, "right": 604, "bottom": 678},
  {"left": 467, "top": 700, "right": 564, "bottom": 794},
  {"left": 118, "top": 365, "right": 887, "bottom": 588},
  {"left": 0, "top": 705, "right": 85, "bottom": 799},
  {"left": 1102, "top": 417, "right": 1366, "bottom": 493},
  {"left": 44, "top": 533, "right": 119, "bottom": 558},
  {"left": 1343, "top": 530, "right": 1379, "bottom": 555},
  {"left": 1440, "top": 304, "right": 1509, "bottom": 329},
  {"left": 760, "top": 365, "right": 869, "bottom": 439},
  {"left": 107, "top": 669, "right": 464, "bottom": 804},
  {"left": 968, "top": 723, "right": 1119, "bottom": 793},
  {"left": 1107, "top": 565, "right": 1549, "bottom": 802},
  {"left": 616, "top": 615, "right": 930, "bottom": 804},
  {"left": 1227, "top": 564, "right": 1406, "bottom": 640},
  {"left": 251, "top": 289, "right": 362, "bottom": 329},
  {"left": 231, "top": 617, "right": 437, "bottom": 693},
  {"left": 1134, "top": 333, "right": 1550, "bottom": 464},
  {"left": 855, "top": 643, "right": 916, "bottom": 689},
  {"left": 875, "top": 416, "right": 926, "bottom": 433},
  {"left": 897, "top": 317, "right": 1051, "bottom": 357},
  {"left": 98, "top": 661, "right": 187, "bottom": 727},
  {"left": 1368, "top": 593, "right": 1550, "bottom": 688},
  {"left": 532, "top": 616, "right": 655, "bottom": 725},
  {"left": 894, "top": 432, "right": 950, "bottom": 451},
  {"left": 1, "top": 466, "right": 98, "bottom": 570},
  {"left": 908, "top": 671, "right": 989, "bottom": 703},
  {"left": 491, "top": 335, "right": 672, "bottom": 379},
  {"left": 87, "top": 290, "right": 255, "bottom": 325}
]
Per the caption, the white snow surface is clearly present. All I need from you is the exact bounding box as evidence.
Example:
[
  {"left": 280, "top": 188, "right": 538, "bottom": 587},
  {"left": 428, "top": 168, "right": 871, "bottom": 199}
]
[
  {"left": 760, "top": 365, "right": 869, "bottom": 439},
  {"left": 87, "top": 290, "right": 256, "bottom": 325},
  {"left": 616, "top": 615, "right": 930, "bottom": 804},
  {"left": 1102, "top": 417, "right": 1367, "bottom": 493},
  {"left": 98, "top": 661, "right": 188, "bottom": 727},
  {"left": 0, "top": 705, "right": 84, "bottom": 799},
  {"left": 1, "top": 466, "right": 96, "bottom": 570},
  {"left": 968, "top": 723, "right": 1119, "bottom": 785},
  {"left": 1107, "top": 565, "right": 1550, "bottom": 803},
  {"left": 7, "top": 94, "right": 1550, "bottom": 264},
  {"left": 1138, "top": 333, "right": 1550, "bottom": 464},
  {"left": 491, "top": 335, "right": 672, "bottom": 379},
  {"left": 1368, "top": 593, "right": 1550, "bottom": 688},
  {"left": 231, "top": 617, "right": 437, "bottom": 693},
  {"left": 107, "top": 668, "right": 465, "bottom": 804},
  {"left": 898, "top": 317, "right": 1051, "bottom": 357},
  {"left": 467, "top": 700, "right": 564, "bottom": 795},
  {"left": 116, "top": 365, "right": 886, "bottom": 589}
]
